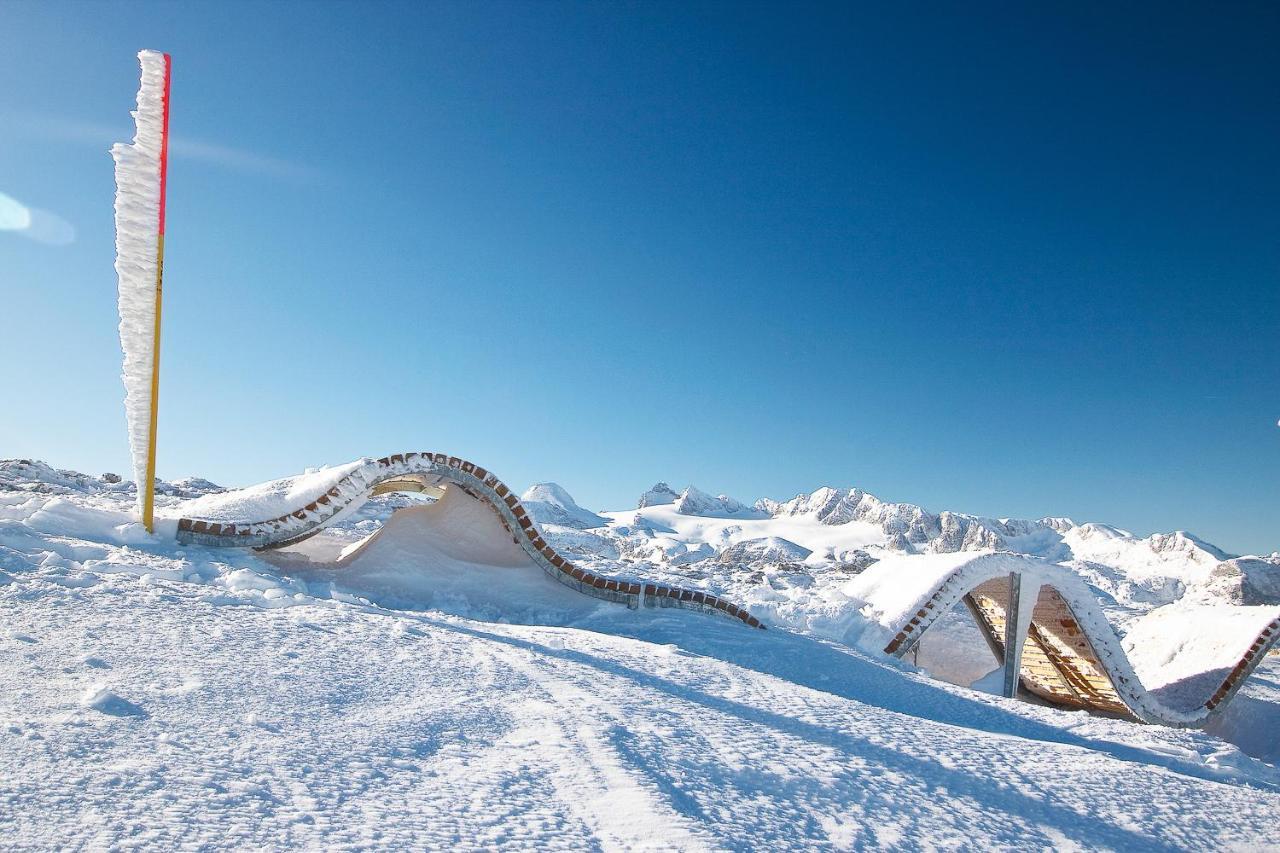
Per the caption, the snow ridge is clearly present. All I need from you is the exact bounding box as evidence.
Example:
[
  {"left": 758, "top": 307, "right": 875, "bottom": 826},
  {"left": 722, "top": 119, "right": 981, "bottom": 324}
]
[
  {"left": 673, "top": 486, "right": 763, "bottom": 518},
  {"left": 762, "top": 485, "right": 1235, "bottom": 570}
]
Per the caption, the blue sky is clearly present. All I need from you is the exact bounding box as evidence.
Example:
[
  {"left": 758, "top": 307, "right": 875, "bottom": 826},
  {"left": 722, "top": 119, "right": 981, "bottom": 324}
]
[{"left": 1, "top": 1, "right": 1276, "bottom": 553}]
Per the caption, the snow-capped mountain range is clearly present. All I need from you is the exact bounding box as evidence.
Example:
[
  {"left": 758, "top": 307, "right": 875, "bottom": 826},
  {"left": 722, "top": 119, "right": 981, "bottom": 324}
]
[{"left": 517, "top": 477, "right": 1277, "bottom": 612}]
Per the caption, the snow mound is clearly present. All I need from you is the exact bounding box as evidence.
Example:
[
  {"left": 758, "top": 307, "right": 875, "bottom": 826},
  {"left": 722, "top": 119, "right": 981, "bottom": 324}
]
[
  {"left": 1124, "top": 601, "right": 1280, "bottom": 707},
  {"left": 79, "top": 685, "right": 147, "bottom": 718},
  {"left": 842, "top": 552, "right": 1009, "bottom": 650},
  {"left": 168, "top": 476, "right": 224, "bottom": 496},
  {"left": 173, "top": 461, "right": 366, "bottom": 522},
  {"left": 718, "top": 537, "right": 813, "bottom": 567},
  {"left": 519, "top": 483, "right": 607, "bottom": 529},
  {"left": 1191, "top": 556, "right": 1280, "bottom": 606},
  {"left": 278, "top": 486, "right": 604, "bottom": 622}
]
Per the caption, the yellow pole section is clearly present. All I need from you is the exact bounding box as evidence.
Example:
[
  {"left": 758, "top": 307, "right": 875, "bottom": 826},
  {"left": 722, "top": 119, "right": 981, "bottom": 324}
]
[{"left": 142, "top": 233, "right": 163, "bottom": 532}]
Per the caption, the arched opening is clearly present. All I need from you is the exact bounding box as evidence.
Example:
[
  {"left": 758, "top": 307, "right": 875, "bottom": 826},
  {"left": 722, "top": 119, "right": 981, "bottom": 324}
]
[
  {"left": 965, "top": 577, "right": 1132, "bottom": 718},
  {"left": 370, "top": 475, "right": 446, "bottom": 499},
  {"left": 912, "top": 600, "right": 1001, "bottom": 691}
]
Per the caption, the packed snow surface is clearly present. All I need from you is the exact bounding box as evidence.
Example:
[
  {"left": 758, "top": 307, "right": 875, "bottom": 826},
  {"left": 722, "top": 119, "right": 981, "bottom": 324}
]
[{"left": 3, "top": 458, "right": 1279, "bottom": 848}]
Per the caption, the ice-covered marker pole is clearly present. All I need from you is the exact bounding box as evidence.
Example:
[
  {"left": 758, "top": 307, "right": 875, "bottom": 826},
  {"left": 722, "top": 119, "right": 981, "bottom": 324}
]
[{"left": 111, "top": 49, "right": 172, "bottom": 532}]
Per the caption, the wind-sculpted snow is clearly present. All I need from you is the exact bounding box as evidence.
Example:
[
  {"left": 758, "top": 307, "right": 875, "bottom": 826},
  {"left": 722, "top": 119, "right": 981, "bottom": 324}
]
[
  {"left": 176, "top": 461, "right": 364, "bottom": 526},
  {"left": 110, "top": 49, "right": 167, "bottom": 518}
]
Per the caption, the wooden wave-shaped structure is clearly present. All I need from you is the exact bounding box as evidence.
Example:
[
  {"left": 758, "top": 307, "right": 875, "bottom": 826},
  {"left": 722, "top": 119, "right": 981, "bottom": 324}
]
[{"left": 174, "top": 452, "right": 765, "bottom": 629}]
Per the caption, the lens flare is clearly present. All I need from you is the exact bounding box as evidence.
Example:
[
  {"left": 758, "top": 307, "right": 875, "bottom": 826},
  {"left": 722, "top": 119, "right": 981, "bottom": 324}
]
[
  {"left": 0, "top": 190, "right": 75, "bottom": 245},
  {"left": 0, "top": 191, "right": 32, "bottom": 231}
]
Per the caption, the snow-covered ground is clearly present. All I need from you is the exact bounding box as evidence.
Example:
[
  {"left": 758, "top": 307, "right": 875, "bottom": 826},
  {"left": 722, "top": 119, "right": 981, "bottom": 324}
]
[{"left": 3, "top": 459, "right": 1279, "bottom": 848}]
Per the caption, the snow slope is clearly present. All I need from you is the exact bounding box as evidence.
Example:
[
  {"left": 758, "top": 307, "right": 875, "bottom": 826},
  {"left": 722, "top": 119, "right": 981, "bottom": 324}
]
[
  {"left": 3, "top": 460, "right": 1280, "bottom": 848},
  {"left": 4, "top": 544, "right": 1280, "bottom": 848}
]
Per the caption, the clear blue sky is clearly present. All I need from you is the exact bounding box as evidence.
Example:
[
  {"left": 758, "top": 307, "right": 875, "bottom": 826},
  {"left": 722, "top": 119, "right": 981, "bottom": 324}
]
[{"left": 1, "top": 1, "right": 1276, "bottom": 554}]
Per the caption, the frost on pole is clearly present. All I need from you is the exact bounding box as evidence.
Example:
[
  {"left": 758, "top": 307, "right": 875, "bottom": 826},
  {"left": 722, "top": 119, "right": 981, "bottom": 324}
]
[{"left": 111, "top": 49, "right": 170, "bottom": 524}]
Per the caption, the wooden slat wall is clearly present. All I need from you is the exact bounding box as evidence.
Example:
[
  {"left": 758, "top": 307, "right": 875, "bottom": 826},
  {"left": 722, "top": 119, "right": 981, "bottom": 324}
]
[{"left": 968, "top": 579, "right": 1132, "bottom": 718}]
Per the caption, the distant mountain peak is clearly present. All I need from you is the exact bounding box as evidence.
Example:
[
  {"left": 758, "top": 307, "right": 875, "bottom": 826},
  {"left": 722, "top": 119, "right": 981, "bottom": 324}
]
[
  {"left": 638, "top": 482, "right": 680, "bottom": 508},
  {"left": 1144, "top": 530, "right": 1232, "bottom": 562},
  {"left": 519, "top": 483, "right": 607, "bottom": 529},
  {"left": 718, "top": 536, "right": 813, "bottom": 568},
  {"left": 674, "top": 486, "right": 763, "bottom": 519},
  {"left": 754, "top": 485, "right": 1242, "bottom": 574}
]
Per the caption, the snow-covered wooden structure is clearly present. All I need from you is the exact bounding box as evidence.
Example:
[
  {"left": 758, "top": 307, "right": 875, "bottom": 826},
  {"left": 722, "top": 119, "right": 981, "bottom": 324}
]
[
  {"left": 175, "top": 452, "right": 766, "bottom": 629},
  {"left": 864, "top": 553, "right": 1280, "bottom": 727}
]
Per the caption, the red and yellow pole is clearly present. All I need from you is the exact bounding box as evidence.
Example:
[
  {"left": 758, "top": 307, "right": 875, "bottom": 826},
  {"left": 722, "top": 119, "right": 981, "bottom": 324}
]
[{"left": 142, "top": 52, "right": 171, "bottom": 533}]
